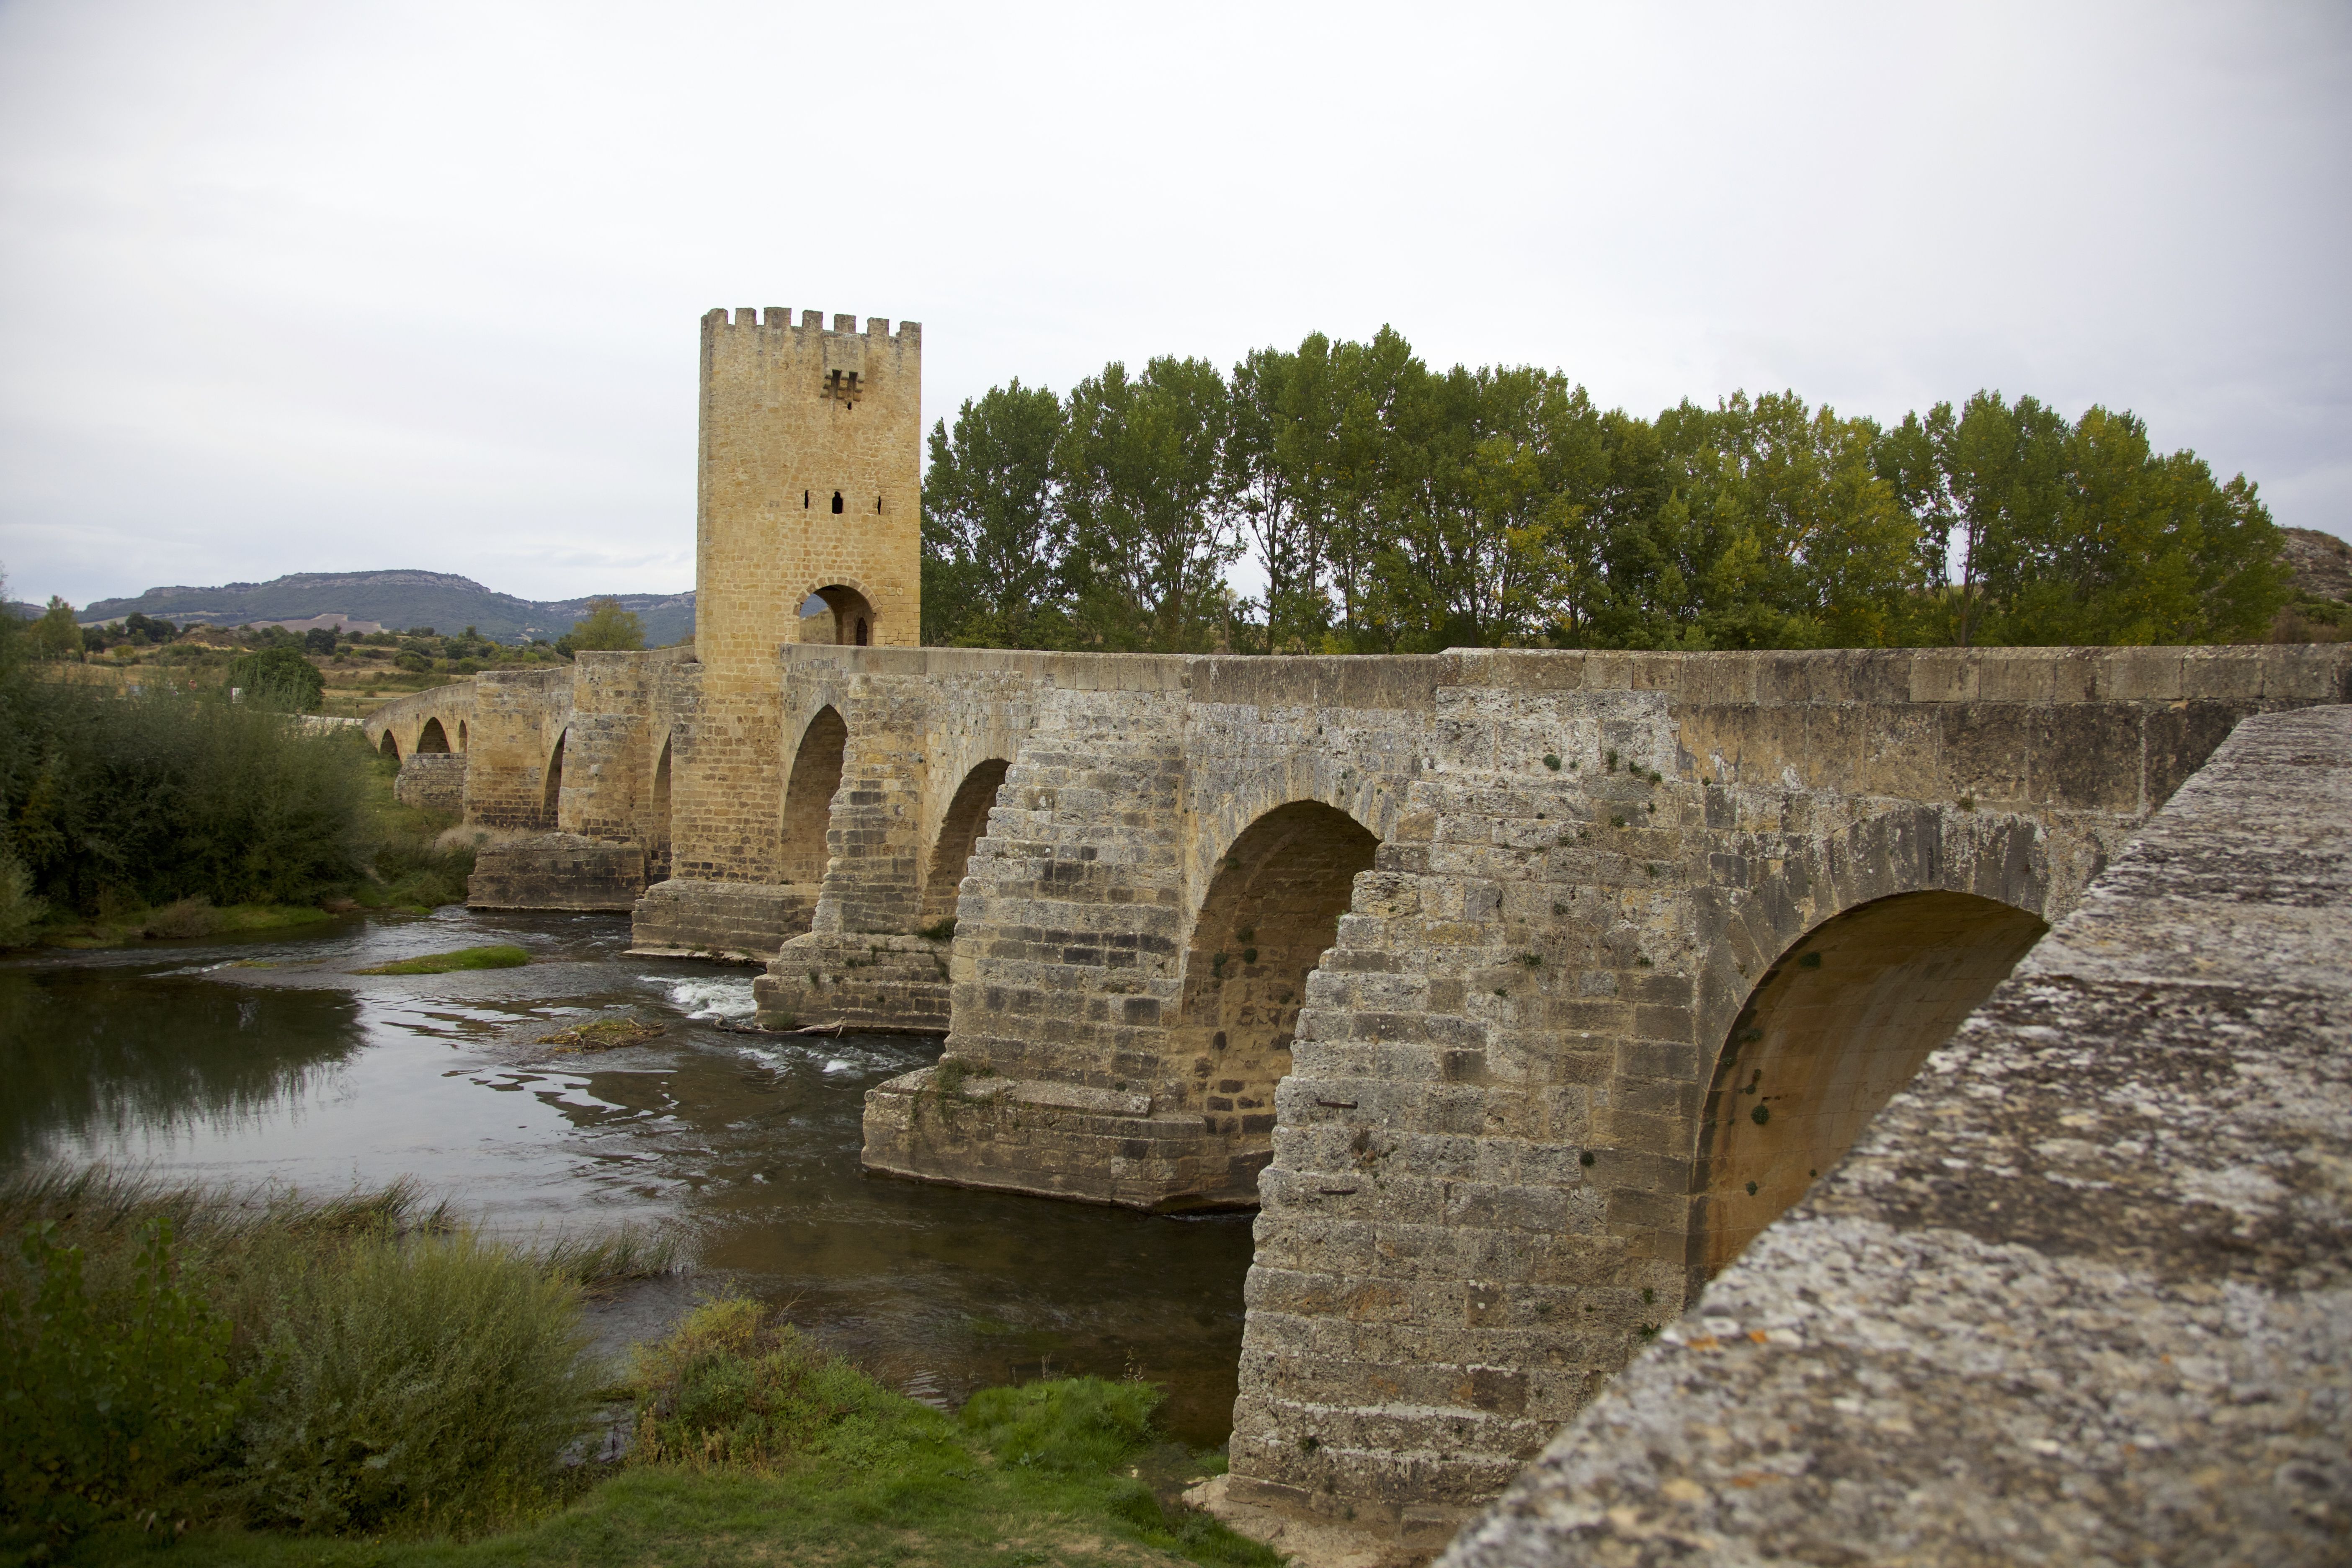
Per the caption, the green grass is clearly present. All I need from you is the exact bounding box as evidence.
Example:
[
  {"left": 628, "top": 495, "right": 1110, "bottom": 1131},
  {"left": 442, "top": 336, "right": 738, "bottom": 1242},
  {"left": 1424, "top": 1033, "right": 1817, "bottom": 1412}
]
[
  {"left": 37, "top": 900, "right": 338, "bottom": 949},
  {"left": 1, "top": 1170, "right": 686, "bottom": 1560},
  {"left": 354, "top": 944, "right": 529, "bottom": 975},
  {"left": 27, "top": 1292, "right": 1281, "bottom": 1568}
]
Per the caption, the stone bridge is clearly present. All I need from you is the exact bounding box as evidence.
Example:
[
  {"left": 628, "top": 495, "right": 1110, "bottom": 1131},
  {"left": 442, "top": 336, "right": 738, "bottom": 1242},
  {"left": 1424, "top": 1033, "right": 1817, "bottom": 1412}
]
[{"left": 381, "top": 638, "right": 2350, "bottom": 1549}]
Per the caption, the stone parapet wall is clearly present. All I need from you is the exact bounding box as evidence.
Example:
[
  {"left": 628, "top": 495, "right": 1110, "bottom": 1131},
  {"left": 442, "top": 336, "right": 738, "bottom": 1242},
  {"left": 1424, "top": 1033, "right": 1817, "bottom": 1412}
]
[
  {"left": 1437, "top": 701, "right": 2352, "bottom": 1568},
  {"left": 392, "top": 752, "right": 466, "bottom": 813},
  {"left": 467, "top": 832, "right": 646, "bottom": 911}
]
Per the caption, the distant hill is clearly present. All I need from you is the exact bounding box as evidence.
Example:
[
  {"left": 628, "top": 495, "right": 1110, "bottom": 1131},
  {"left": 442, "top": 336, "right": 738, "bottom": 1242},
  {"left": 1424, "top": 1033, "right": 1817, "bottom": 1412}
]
[{"left": 80, "top": 571, "right": 695, "bottom": 646}]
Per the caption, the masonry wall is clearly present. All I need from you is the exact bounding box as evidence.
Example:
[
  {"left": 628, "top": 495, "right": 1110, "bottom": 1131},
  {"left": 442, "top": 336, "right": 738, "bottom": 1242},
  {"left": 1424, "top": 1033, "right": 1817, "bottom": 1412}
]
[{"left": 1438, "top": 701, "right": 2352, "bottom": 1568}]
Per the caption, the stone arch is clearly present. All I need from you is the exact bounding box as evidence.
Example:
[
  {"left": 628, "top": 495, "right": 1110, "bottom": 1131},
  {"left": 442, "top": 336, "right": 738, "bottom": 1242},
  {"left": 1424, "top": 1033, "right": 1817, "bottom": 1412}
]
[
  {"left": 379, "top": 730, "right": 400, "bottom": 761},
  {"left": 798, "top": 583, "right": 877, "bottom": 647},
  {"left": 648, "top": 732, "right": 674, "bottom": 879},
  {"left": 457, "top": 719, "right": 468, "bottom": 751},
  {"left": 1188, "top": 752, "right": 1406, "bottom": 908},
  {"left": 918, "top": 758, "right": 1008, "bottom": 930},
  {"left": 781, "top": 705, "right": 848, "bottom": 886},
  {"left": 542, "top": 730, "right": 566, "bottom": 828},
  {"left": 1689, "top": 886, "right": 2048, "bottom": 1282},
  {"left": 415, "top": 717, "right": 452, "bottom": 754},
  {"left": 1174, "top": 800, "right": 1381, "bottom": 1202}
]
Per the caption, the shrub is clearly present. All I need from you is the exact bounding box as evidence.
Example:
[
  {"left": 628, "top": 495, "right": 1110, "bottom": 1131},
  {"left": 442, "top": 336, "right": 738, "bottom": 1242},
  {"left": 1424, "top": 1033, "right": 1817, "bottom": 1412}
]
[
  {"left": 231, "top": 1230, "right": 593, "bottom": 1532},
  {"left": 0, "top": 1218, "right": 245, "bottom": 1542},
  {"left": 1, "top": 680, "right": 370, "bottom": 916},
  {"left": 628, "top": 1299, "right": 913, "bottom": 1470},
  {"left": 226, "top": 645, "right": 324, "bottom": 712},
  {"left": 0, "top": 840, "right": 42, "bottom": 947}
]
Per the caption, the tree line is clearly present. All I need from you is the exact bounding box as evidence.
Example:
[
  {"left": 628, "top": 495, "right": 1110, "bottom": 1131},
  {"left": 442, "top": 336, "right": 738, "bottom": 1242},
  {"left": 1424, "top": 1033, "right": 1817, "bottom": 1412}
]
[{"left": 920, "top": 328, "right": 2288, "bottom": 655}]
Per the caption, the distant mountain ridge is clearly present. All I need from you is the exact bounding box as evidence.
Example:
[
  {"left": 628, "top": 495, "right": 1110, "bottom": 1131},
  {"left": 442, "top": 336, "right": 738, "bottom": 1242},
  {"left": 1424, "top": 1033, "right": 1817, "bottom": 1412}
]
[{"left": 81, "top": 570, "right": 695, "bottom": 646}]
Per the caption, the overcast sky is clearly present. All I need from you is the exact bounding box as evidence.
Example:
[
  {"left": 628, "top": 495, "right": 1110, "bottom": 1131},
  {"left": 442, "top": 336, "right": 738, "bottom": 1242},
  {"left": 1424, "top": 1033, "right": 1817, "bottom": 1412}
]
[{"left": 2, "top": 0, "right": 2346, "bottom": 610}]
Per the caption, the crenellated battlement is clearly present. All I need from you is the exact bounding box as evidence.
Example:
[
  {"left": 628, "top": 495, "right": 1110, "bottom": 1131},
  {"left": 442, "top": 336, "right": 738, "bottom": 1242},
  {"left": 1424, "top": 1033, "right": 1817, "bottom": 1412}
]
[{"left": 701, "top": 306, "right": 921, "bottom": 348}]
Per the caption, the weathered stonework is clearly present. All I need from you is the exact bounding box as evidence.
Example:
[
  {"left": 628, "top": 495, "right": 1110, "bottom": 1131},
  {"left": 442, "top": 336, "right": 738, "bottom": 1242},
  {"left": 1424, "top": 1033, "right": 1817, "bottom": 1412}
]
[
  {"left": 392, "top": 751, "right": 465, "bottom": 813},
  {"left": 466, "top": 833, "right": 646, "bottom": 911},
  {"left": 1439, "top": 702, "right": 2352, "bottom": 1568}
]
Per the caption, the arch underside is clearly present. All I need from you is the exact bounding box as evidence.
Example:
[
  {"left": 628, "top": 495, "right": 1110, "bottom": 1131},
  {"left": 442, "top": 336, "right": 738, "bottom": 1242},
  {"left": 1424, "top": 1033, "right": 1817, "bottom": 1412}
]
[
  {"left": 920, "top": 759, "right": 1008, "bottom": 929},
  {"left": 1173, "top": 800, "right": 1380, "bottom": 1201},
  {"left": 781, "top": 707, "right": 847, "bottom": 887},
  {"left": 1691, "top": 888, "right": 2048, "bottom": 1280}
]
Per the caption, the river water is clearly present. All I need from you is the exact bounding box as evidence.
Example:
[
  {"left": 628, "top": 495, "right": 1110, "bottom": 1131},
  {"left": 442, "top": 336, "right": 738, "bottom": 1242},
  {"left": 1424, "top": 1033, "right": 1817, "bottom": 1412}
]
[{"left": 0, "top": 908, "right": 1256, "bottom": 1444}]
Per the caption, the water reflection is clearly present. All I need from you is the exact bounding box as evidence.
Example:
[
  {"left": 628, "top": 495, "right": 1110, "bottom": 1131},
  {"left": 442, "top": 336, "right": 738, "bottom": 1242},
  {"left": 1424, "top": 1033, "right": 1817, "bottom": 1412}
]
[
  {"left": 0, "top": 967, "right": 364, "bottom": 1164},
  {"left": 0, "top": 912, "right": 1255, "bottom": 1444}
]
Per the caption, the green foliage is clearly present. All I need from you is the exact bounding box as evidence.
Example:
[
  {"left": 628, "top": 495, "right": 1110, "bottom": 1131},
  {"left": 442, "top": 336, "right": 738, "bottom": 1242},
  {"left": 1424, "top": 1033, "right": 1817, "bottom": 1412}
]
[
  {"left": 352, "top": 944, "right": 527, "bottom": 975},
  {"left": 628, "top": 1299, "right": 928, "bottom": 1470},
  {"left": 1059, "top": 358, "right": 1243, "bottom": 652},
  {"left": 916, "top": 332, "right": 2287, "bottom": 654},
  {"left": 922, "top": 380, "right": 1070, "bottom": 649},
  {"left": 0, "top": 1171, "right": 635, "bottom": 1550},
  {"left": 0, "top": 1219, "right": 245, "bottom": 1542},
  {"left": 0, "top": 838, "right": 43, "bottom": 947},
  {"left": 0, "top": 680, "right": 369, "bottom": 917},
  {"left": 562, "top": 598, "right": 645, "bottom": 654},
  {"left": 30, "top": 598, "right": 84, "bottom": 661},
  {"left": 230, "top": 1230, "right": 592, "bottom": 1532},
  {"left": 226, "top": 644, "right": 325, "bottom": 712}
]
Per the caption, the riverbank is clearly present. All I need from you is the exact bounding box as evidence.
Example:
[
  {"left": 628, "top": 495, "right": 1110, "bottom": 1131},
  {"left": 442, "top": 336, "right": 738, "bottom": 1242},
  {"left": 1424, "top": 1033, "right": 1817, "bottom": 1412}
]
[{"left": 2, "top": 1172, "right": 1273, "bottom": 1568}]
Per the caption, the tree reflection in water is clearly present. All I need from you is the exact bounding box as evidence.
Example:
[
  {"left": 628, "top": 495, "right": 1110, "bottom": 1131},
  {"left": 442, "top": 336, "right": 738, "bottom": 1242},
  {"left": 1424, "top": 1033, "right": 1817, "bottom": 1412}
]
[{"left": 0, "top": 968, "right": 364, "bottom": 1164}]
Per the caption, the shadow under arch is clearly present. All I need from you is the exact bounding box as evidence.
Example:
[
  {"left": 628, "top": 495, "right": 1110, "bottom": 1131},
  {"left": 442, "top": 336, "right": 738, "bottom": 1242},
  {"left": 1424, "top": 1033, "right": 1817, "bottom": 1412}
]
[
  {"left": 1174, "top": 800, "right": 1380, "bottom": 1205},
  {"left": 649, "top": 733, "right": 673, "bottom": 879},
  {"left": 415, "top": 717, "right": 452, "bottom": 754},
  {"left": 542, "top": 731, "right": 567, "bottom": 827},
  {"left": 1689, "top": 888, "right": 2048, "bottom": 1283},
  {"left": 919, "top": 758, "right": 1008, "bottom": 930},
  {"left": 378, "top": 731, "right": 400, "bottom": 761},
  {"left": 781, "top": 706, "right": 848, "bottom": 886}
]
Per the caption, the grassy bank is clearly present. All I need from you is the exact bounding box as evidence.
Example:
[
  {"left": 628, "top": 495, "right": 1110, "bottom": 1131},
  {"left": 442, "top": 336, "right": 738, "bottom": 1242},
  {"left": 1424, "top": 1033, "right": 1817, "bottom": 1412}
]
[{"left": 3, "top": 1173, "right": 1278, "bottom": 1568}]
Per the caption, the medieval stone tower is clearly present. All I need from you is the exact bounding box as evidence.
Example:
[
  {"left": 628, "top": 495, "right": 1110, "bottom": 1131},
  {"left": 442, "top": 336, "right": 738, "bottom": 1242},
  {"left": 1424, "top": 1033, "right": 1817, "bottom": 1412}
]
[{"left": 695, "top": 307, "right": 922, "bottom": 683}]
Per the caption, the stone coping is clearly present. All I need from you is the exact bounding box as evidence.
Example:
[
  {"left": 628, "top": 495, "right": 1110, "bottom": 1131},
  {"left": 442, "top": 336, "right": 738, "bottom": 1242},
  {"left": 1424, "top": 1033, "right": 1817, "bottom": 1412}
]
[
  {"left": 780, "top": 643, "right": 2352, "bottom": 708},
  {"left": 1436, "top": 703, "right": 2352, "bottom": 1568}
]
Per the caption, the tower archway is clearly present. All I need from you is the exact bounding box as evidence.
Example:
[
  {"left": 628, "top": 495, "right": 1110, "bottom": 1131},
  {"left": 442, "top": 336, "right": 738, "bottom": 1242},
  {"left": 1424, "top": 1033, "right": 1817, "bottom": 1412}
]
[
  {"left": 797, "top": 585, "right": 877, "bottom": 647},
  {"left": 780, "top": 707, "right": 848, "bottom": 886},
  {"left": 919, "top": 759, "right": 1009, "bottom": 930},
  {"left": 1690, "top": 889, "right": 2047, "bottom": 1281}
]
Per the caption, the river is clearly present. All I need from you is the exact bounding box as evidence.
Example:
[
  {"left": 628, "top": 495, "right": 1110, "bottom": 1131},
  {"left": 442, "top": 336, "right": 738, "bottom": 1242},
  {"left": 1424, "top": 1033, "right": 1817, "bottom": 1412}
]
[{"left": 0, "top": 908, "right": 1256, "bottom": 1444}]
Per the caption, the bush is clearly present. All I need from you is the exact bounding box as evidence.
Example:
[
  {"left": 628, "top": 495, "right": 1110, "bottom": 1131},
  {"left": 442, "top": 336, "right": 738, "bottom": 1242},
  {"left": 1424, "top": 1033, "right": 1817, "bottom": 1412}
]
[
  {"left": 226, "top": 645, "right": 324, "bottom": 712},
  {"left": 0, "top": 1218, "right": 245, "bottom": 1542},
  {"left": 0, "top": 1171, "right": 623, "bottom": 1544},
  {"left": 629, "top": 1299, "right": 915, "bottom": 1470},
  {"left": 0, "top": 840, "right": 42, "bottom": 947},
  {"left": 1, "top": 686, "right": 369, "bottom": 915},
  {"left": 232, "top": 1231, "right": 593, "bottom": 1532}
]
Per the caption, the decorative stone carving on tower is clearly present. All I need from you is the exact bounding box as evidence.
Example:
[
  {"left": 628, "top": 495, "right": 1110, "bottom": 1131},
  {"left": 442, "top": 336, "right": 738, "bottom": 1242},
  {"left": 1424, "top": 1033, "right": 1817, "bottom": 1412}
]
[{"left": 695, "top": 306, "right": 921, "bottom": 682}]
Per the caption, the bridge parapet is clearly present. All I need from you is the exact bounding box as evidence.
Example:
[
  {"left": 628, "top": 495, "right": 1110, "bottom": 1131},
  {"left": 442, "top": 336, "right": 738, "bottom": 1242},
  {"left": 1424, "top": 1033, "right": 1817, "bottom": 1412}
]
[{"left": 1438, "top": 700, "right": 2352, "bottom": 1568}]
